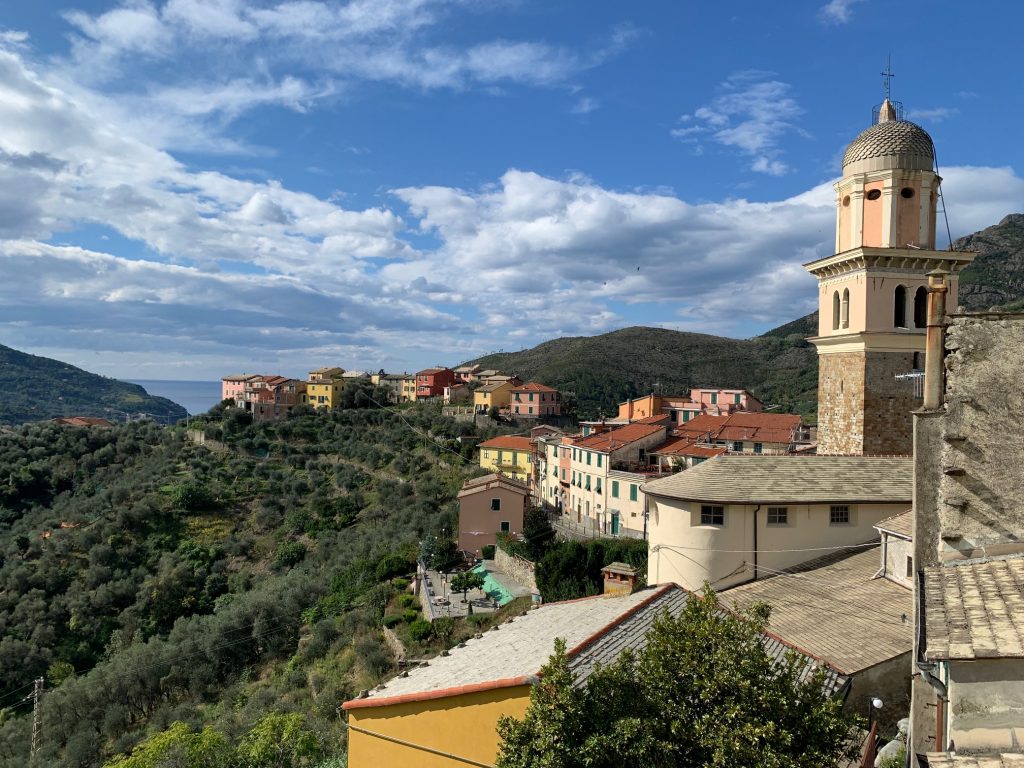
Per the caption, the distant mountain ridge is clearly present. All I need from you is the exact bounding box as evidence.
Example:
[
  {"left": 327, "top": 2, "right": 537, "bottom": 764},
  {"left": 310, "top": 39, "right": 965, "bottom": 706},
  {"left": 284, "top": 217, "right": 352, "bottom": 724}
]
[
  {"left": 472, "top": 213, "right": 1024, "bottom": 420},
  {"left": 0, "top": 343, "right": 187, "bottom": 425}
]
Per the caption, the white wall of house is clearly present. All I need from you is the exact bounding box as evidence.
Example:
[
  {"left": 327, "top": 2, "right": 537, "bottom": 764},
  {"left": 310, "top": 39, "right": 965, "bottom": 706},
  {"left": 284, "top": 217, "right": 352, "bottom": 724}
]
[
  {"left": 647, "top": 499, "right": 908, "bottom": 591},
  {"left": 880, "top": 532, "right": 914, "bottom": 589},
  {"left": 946, "top": 658, "right": 1024, "bottom": 753}
]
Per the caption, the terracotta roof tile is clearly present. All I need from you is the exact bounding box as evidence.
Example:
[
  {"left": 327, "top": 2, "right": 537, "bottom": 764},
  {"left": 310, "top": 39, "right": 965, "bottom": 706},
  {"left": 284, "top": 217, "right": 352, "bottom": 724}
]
[
  {"left": 478, "top": 436, "right": 533, "bottom": 451},
  {"left": 572, "top": 423, "right": 665, "bottom": 453},
  {"left": 511, "top": 382, "right": 558, "bottom": 393}
]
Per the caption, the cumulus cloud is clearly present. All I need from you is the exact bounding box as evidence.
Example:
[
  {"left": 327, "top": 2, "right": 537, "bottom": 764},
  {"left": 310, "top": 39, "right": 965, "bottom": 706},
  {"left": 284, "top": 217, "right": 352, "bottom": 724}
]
[
  {"left": 672, "top": 72, "right": 804, "bottom": 175},
  {"left": 818, "top": 0, "right": 866, "bottom": 25}
]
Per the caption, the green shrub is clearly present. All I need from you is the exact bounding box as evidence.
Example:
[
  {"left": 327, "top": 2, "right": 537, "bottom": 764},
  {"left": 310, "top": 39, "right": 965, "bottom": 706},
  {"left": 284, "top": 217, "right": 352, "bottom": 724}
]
[
  {"left": 382, "top": 614, "right": 403, "bottom": 628},
  {"left": 402, "top": 608, "right": 419, "bottom": 623},
  {"left": 271, "top": 541, "right": 307, "bottom": 570},
  {"left": 392, "top": 577, "right": 409, "bottom": 590},
  {"left": 481, "top": 544, "right": 495, "bottom": 559},
  {"left": 408, "top": 619, "right": 432, "bottom": 642},
  {"left": 398, "top": 594, "right": 416, "bottom": 608},
  {"left": 467, "top": 613, "right": 489, "bottom": 626}
]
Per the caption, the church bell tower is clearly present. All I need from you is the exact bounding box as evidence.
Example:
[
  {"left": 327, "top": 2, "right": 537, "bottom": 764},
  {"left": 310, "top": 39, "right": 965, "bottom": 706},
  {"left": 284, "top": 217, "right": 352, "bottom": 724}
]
[{"left": 805, "top": 82, "right": 975, "bottom": 455}]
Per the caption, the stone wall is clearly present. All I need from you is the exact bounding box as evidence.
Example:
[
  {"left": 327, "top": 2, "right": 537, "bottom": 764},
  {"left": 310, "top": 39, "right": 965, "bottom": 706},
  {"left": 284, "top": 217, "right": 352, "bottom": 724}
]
[
  {"left": 817, "top": 352, "right": 865, "bottom": 454},
  {"left": 862, "top": 351, "right": 918, "bottom": 455},
  {"left": 917, "top": 313, "right": 1024, "bottom": 563},
  {"left": 494, "top": 546, "right": 537, "bottom": 593}
]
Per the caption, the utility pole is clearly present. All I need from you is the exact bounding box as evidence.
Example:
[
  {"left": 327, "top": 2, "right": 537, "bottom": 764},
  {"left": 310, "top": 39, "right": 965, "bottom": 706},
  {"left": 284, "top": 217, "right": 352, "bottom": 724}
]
[{"left": 30, "top": 676, "right": 44, "bottom": 758}]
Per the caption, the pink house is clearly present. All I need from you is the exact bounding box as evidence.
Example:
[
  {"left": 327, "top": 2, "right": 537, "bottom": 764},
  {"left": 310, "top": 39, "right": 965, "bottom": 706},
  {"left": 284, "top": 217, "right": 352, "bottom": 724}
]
[
  {"left": 679, "top": 388, "right": 763, "bottom": 423},
  {"left": 221, "top": 374, "right": 260, "bottom": 404},
  {"left": 510, "top": 382, "right": 561, "bottom": 418}
]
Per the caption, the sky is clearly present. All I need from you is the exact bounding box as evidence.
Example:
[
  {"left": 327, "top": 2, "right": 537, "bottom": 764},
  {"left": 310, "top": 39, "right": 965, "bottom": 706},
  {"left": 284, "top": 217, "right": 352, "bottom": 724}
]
[{"left": 0, "top": 0, "right": 1021, "bottom": 381}]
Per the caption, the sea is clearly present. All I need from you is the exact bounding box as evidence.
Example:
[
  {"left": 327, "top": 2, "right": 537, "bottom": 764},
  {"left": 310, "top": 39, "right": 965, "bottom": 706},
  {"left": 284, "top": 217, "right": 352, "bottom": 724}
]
[{"left": 127, "top": 380, "right": 222, "bottom": 416}]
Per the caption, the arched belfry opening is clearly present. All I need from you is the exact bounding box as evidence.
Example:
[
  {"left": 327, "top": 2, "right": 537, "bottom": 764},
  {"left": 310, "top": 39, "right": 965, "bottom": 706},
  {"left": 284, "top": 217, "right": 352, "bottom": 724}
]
[
  {"left": 832, "top": 291, "right": 841, "bottom": 330},
  {"left": 894, "top": 285, "right": 907, "bottom": 328},
  {"left": 913, "top": 286, "right": 927, "bottom": 328},
  {"left": 841, "top": 288, "right": 850, "bottom": 329}
]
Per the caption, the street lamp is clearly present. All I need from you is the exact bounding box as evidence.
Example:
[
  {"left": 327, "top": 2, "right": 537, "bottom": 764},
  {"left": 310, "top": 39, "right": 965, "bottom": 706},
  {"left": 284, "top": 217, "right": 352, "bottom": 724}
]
[{"left": 867, "top": 696, "right": 884, "bottom": 749}]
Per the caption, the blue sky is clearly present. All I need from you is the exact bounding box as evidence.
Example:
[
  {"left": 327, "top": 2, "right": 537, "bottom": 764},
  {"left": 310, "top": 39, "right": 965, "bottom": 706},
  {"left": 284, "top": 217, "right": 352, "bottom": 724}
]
[{"left": 0, "top": 0, "right": 1020, "bottom": 380}]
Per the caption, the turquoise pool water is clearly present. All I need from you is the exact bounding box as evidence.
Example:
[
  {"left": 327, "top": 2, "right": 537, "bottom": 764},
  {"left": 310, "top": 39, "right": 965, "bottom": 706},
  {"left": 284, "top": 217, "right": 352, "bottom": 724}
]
[{"left": 471, "top": 563, "right": 515, "bottom": 606}]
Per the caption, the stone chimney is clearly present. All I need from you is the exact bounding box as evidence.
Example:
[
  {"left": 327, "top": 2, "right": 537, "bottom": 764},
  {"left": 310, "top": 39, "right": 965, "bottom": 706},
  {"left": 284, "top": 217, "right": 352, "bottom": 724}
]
[{"left": 601, "top": 562, "right": 639, "bottom": 596}]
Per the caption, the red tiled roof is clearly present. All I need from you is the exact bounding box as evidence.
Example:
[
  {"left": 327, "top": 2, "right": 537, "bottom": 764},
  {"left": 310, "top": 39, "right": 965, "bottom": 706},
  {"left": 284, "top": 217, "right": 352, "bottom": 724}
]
[
  {"left": 478, "top": 436, "right": 533, "bottom": 451},
  {"left": 634, "top": 414, "right": 670, "bottom": 425},
  {"left": 674, "top": 414, "right": 729, "bottom": 439},
  {"left": 416, "top": 367, "right": 449, "bottom": 376},
  {"left": 52, "top": 416, "right": 115, "bottom": 427},
  {"left": 573, "top": 423, "right": 665, "bottom": 453},
  {"left": 716, "top": 412, "right": 801, "bottom": 444},
  {"left": 511, "top": 381, "right": 558, "bottom": 393},
  {"left": 651, "top": 435, "right": 726, "bottom": 458}
]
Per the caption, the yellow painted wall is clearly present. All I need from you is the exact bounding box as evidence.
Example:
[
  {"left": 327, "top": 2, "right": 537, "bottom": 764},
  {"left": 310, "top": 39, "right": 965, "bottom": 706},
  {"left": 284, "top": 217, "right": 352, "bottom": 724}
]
[
  {"left": 479, "top": 448, "right": 531, "bottom": 483},
  {"left": 307, "top": 381, "right": 343, "bottom": 409},
  {"left": 347, "top": 685, "right": 531, "bottom": 768},
  {"left": 473, "top": 381, "right": 515, "bottom": 412}
]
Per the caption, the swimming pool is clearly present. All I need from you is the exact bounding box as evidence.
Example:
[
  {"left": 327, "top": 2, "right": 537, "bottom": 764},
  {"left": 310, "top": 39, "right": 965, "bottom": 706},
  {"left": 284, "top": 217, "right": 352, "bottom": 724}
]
[{"left": 471, "top": 563, "right": 515, "bottom": 606}]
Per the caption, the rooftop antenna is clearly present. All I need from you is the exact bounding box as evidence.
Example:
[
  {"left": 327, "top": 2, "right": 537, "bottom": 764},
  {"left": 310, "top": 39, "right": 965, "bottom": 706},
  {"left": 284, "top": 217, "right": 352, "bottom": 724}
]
[{"left": 881, "top": 55, "right": 895, "bottom": 100}]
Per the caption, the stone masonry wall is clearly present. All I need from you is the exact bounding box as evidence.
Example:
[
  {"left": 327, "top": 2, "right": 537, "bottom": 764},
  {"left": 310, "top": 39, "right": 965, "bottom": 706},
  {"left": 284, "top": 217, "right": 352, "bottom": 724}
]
[
  {"left": 862, "top": 351, "right": 918, "bottom": 456},
  {"left": 817, "top": 352, "right": 865, "bottom": 455},
  {"left": 494, "top": 546, "right": 537, "bottom": 593}
]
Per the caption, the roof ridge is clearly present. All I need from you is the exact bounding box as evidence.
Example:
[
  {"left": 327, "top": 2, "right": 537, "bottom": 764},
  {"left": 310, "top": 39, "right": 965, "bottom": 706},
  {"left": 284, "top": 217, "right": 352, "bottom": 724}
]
[{"left": 563, "top": 584, "right": 678, "bottom": 662}]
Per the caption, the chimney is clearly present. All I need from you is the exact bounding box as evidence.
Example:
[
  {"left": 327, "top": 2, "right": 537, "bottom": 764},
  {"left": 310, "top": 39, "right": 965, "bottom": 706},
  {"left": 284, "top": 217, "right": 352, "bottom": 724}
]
[
  {"left": 923, "top": 269, "right": 949, "bottom": 411},
  {"left": 601, "top": 562, "right": 639, "bottom": 596}
]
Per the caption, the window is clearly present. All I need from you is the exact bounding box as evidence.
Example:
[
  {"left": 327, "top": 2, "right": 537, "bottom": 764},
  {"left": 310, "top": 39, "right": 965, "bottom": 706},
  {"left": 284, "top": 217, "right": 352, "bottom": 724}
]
[
  {"left": 866, "top": 188, "right": 882, "bottom": 201},
  {"left": 629, "top": 484, "right": 638, "bottom": 502},
  {"left": 529, "top": 393, "right": 534, "bottom": 401},
  {"left": 767, "top": 507, "right": 788, "bottom": 525},
  {"left": 500, "top": 521, "right": 510, "bottom": 533},
  {"left": 900, "top": 187, "right": 915, "bottom": 199},
  {"left": 830, "top": 505, "right": 850, "bottom": 525},
  {"left": 612, "top": 480, "right": 619, "bottom": 498},
  {"left": 528, "top": 406, "right": 533, "bottom": 414},
  {"left": 710, "top": 392, "right": 718, "bottom": 405},
  {"left": 701, "top": 505, "right": 725, "bottom": 525},
  {"left": 914, "top": 286, "right": 927, "bottom": 328},
  {"left": 561, "top": 469, "right": 566, "bottom": 481},
  {"left": 585, "top": 475, "right": 591, "bottom": 491},
  {"left": 586, "top": 452, "right": 591, "bottom": 466},
  {"left": 734, "top": 393, "right": 741, "bottom": 404},
  {"left": 595, "top": 479, "right": 602, "bottom": 494},
  {"left": 905, "top": 555, "right": 914, "bottom": 578},
  {"left": 491, "top": 498, "right": 501, "bottom": 511},
  {"left": 894, "top": 285, "right": 907, "bottom": 328},
  {"left": 841, "top": 288, "right": 850, "bottom": 329},
  {"left": 683, "top": 410, "right": 692, "bottom": 422},
  {"left": 732, "top": 441, "right": 743, "bottom": 452},
  {"left": 832, "top": 291, "right": 841, "bottom": 331},
  {"left": 597, "top": 454, "right": 603, "bottom": 468}
]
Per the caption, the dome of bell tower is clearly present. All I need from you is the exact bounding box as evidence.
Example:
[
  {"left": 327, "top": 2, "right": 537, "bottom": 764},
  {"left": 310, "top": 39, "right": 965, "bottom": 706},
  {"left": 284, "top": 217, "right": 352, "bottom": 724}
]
[{"left": 842, "top": 98, "right": 934, "bottom": 173}]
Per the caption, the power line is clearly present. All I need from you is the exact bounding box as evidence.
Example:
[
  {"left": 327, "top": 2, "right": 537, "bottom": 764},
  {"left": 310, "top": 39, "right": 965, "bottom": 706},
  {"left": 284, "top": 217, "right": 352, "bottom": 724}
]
[{"left": 651, "top": 540, "right": 882, "bottom": 555}]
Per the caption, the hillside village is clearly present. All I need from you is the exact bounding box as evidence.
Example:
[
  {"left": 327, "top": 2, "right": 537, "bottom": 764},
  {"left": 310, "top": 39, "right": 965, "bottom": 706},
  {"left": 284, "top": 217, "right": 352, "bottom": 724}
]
[{"left": 332, "top": 96, "right": 1024, "bottom": 768}]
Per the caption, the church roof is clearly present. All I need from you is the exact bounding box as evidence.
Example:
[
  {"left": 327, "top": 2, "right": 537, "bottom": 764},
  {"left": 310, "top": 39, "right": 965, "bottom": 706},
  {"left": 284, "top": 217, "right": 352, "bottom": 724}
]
[
  {"left": 842, "top": 103, "right": 934, "bottom": 172},
  {"left": 642, "top": 455, "right": 913, "bottom": 504}
]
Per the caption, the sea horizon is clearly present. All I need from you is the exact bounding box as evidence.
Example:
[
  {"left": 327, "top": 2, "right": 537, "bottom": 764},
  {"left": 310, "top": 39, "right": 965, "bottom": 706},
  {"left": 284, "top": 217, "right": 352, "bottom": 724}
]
[{"left": 127, "top": 379, "right": 222, "bottom": 416}]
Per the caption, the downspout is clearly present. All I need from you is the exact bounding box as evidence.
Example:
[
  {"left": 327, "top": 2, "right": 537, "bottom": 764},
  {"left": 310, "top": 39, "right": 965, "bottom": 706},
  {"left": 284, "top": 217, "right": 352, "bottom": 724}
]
[
  {"left": 923, "top": 269, "right": 949, "bottom": 411},
  {"left": 752, "top": 504, "right": 760, "bottom": 581},
  {"left": 915, "top": 568, "right": 949, "bottom": 752}
]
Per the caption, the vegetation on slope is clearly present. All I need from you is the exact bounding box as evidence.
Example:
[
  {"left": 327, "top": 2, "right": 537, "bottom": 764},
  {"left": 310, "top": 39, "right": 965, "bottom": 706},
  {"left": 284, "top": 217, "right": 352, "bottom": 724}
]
[
  {"left": 0, "top": 402, "right": 512, "bottom": 767},
  {"left": 471, "top": 326, "right": 819, "bottom": 420},
  {"left": 0, "top": 343, "right": 186, "bottom": 425}
]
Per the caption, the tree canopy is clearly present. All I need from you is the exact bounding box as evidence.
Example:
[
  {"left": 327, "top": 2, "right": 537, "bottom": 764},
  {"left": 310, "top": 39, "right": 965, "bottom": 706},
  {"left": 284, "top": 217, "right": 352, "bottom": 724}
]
[{"left": 496, "top": 589, "right": 854, "bottom": 768}]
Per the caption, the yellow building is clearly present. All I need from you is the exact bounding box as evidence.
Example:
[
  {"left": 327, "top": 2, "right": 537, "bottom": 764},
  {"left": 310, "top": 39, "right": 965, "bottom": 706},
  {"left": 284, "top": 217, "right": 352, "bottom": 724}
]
[
  {"left": 398, "top": 374, "right": 417, "bottom": 402},
  {"left": 473, "top": 380, "right": 516, "bottom": 414},
  {"left": 306, "top": 366, "right": 346, "bottom": 409},
  {"left": 477, "top": 435, "right": 533, "bottom": 484},
  {"left": 345, "top": 586, "right": 680, "bottom": 767},
  {"left": 344, "top": 584, "right": 844, "bottom": 767}
]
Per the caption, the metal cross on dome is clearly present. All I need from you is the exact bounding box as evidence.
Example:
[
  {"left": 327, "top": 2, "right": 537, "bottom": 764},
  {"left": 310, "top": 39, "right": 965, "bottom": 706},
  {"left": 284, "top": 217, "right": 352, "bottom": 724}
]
[{"left": 881, "top": 56, "right": 895, "bottom": 100}]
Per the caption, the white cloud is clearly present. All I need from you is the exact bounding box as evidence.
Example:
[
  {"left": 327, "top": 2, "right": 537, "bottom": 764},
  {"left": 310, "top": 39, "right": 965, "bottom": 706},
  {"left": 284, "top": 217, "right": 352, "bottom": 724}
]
[
  {"left": 571, "top": 96, "right": 600, "bottom": 114},
  {"left": 818, "top": 0, "right": 866, "bottom": 25},
  {"left": 673, "top": 72, "right": 804, "bottom": 175},
  {"left": 906, "top": 106, "right": 959, "bottom": 123}
]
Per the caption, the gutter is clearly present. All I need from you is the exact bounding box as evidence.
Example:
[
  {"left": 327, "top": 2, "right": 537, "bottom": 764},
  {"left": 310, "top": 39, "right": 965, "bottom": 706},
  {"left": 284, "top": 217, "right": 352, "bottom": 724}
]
[{"left": 914, "top": 567, "right": 949, "bottom": 755}]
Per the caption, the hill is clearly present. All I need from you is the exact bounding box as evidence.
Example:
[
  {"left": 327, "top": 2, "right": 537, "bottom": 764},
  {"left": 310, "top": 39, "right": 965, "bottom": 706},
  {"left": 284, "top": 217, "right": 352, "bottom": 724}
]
[
  {"left": 0, "top": 343, "right": 187, "bottom": 425},
  {"left": 0, "top": 404, "right": 509, "bottom": 766},
  {"left": 471, "top": 326, "right": 819, "bottom": 419},
  {"left": 472, "top": 213, "right": 1024, "bottom": 419}
]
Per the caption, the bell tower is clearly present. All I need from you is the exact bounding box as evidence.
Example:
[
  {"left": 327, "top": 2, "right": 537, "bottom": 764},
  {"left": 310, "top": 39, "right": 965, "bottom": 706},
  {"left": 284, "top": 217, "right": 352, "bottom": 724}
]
[{"left": 805, "top": 87, "right": 975, "bottom": 455}]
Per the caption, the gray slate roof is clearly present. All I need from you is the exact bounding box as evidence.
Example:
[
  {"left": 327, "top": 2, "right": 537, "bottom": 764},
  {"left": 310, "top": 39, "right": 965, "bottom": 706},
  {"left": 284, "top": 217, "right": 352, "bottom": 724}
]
[
  {"left": 926, "top": 754, "right": 1024, "bottom": 767},
  {"left": 719, "top": 547, "right": 912, "bottom": 675},
  {"left": 923, "top": 555, "right": 1024, "bottom": 661},
  {"left": 642, "top": 455, "right": 913, "bottom": 504},
  {"left": 875, "top": 509, "right": 913, "bottom": 539},
  {"left": 347, "top": 584, "right": 847, "bottom": 710},
  {"left": 842, "top": 119, "right": 934, "bottom": 168}
]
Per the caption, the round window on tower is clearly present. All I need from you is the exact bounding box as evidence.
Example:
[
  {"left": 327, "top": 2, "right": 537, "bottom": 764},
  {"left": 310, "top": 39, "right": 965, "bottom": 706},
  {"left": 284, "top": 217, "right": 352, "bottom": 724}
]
[
  {"left": 901, "top": 187, "right": 915, "bottom": 199},
  {"left": 842, "top": 195, "right": 851, "bottom": 207},
  {"left": 866, "top": 189, "right": 882, "bottom": 201}
]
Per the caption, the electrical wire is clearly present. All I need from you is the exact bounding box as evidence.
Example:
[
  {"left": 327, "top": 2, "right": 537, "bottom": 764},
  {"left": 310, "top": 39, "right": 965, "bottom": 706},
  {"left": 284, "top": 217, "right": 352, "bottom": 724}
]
[
  {"left": 934, "top": 149, "right": 954, "bottom": 249},
  {"left": 650, "top": 540, "right": 883, "bottom": 555}
]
